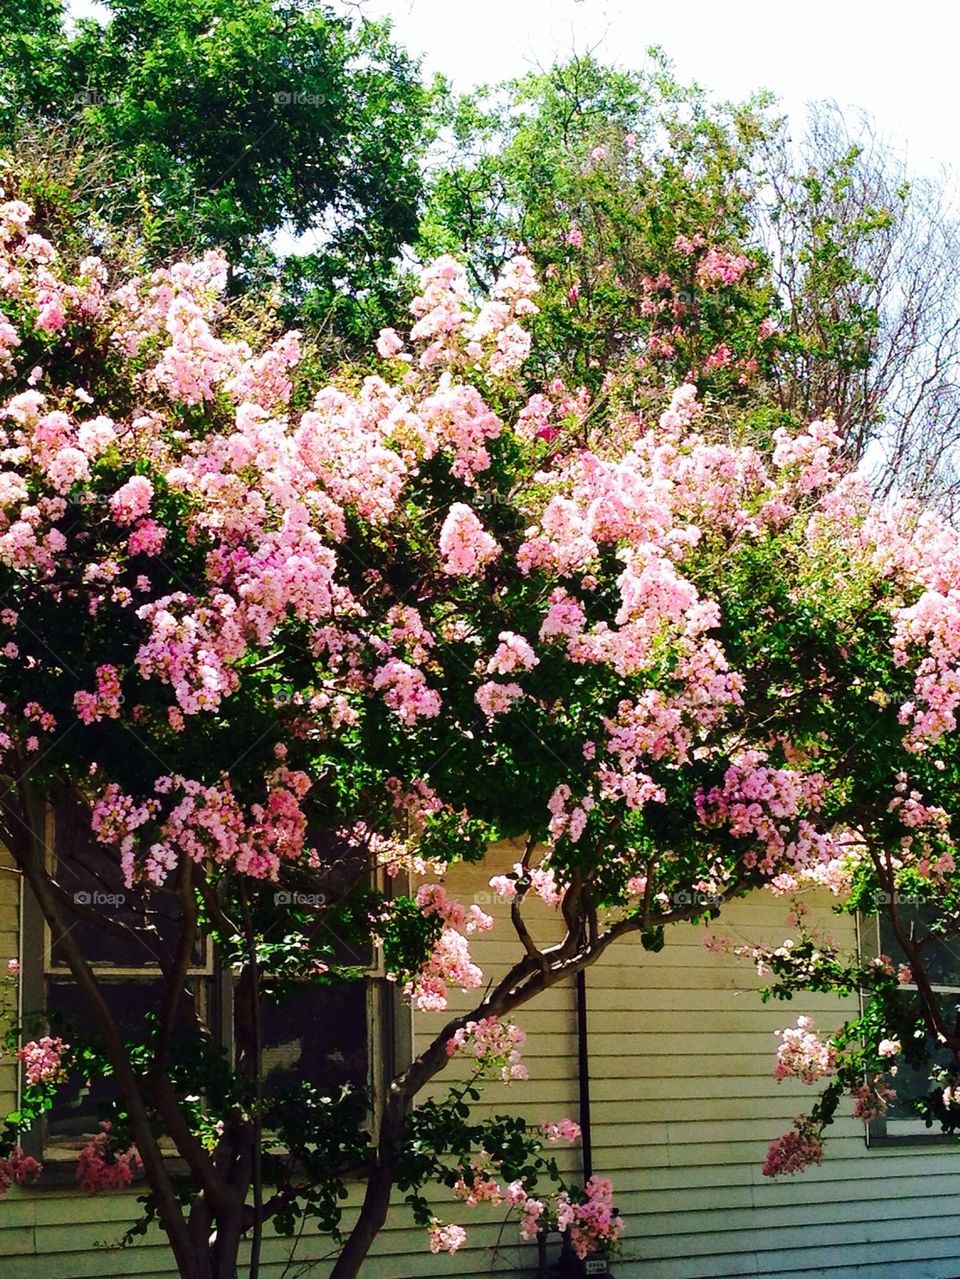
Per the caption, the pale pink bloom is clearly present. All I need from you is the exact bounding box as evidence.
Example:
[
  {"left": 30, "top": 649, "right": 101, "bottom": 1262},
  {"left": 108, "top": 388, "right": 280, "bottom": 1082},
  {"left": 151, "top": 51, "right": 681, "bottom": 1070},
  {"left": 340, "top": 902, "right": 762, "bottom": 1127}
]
[
  {"left": 110, "top": 474, "right": 154, "bottom": 524},
  {"left": 446, "top": 1016, "right": 527, "bottom": 1081},
  {"left": 487, "top": 631, "right": 539, "bottom": 675},
  {"left": 475, "top": 680, "right": 524, "bottom": 719},
  {"left": 774, "top": 1016, "right": 836, "bottom": 1084},
  {"left": 541, "top": 1118, "right": 581, "bottom": 1143},
  {"left": 375, "top": 327, "right": 404, "bottom": 358},
  {"left": 427, "top": 1220, "right": 467, "bottom": 1255},
  {"left": 16, "top": 1036, "right": 68, "bottom": 1085},
  {"left": 439, "top": 503, "right": 500, "bottom": 576}
]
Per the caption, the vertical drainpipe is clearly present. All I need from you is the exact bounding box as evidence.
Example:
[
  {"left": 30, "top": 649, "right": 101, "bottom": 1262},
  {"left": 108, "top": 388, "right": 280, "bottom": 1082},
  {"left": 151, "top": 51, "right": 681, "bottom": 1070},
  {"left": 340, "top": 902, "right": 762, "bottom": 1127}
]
[
  {"left": 576, "top": 968, "right": 592, "bottom": 1182},
  {"left": 537, "top": 970, "right": 597, "bottom": 1278}
]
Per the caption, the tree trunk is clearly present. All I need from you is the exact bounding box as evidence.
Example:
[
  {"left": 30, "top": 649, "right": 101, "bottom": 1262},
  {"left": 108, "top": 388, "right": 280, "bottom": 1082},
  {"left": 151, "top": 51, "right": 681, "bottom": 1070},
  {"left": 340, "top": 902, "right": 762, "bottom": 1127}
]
[{"left": 328, "top": 1091, "right": 408, "bottom": 1279}]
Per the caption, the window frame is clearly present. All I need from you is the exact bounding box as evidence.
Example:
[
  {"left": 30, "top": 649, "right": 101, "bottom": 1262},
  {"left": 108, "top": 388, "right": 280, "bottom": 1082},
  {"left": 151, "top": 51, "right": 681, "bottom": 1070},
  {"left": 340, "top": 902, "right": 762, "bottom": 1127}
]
[
  {"left": 861, "top": 911, "right": 960, "bottom": 1148},
  {"left": 14, "top": 810, "right": 411, "bottom": 1174}
]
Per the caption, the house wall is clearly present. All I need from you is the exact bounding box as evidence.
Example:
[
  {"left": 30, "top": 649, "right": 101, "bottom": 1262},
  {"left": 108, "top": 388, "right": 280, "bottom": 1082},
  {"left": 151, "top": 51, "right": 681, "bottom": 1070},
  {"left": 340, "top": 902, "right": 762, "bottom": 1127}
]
[{"left": 1, "top": 842, "right": 960, "bottom": 1279}]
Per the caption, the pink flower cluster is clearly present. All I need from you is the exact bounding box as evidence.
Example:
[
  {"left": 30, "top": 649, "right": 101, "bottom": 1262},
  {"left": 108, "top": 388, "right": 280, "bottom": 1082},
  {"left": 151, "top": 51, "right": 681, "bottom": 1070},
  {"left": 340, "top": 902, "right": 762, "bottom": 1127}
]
[
  {"left": 695, "top": 248, "right": 751, "bottom": 287},
  {"left": 696, "top": 751, "right": 829, "bottom": 876},
  {"left": 453, "top": 1167, "right": 504, "bottom": 1205},
  {"left": 893, "top": 589, "right": 960, "bottom": 748},
  {"left": 427, "top": 1219, "right": 468, "bottom": 1255},
  {"left": 774, "top": 1016, "right": 836, "bottom": 1084},
  {"left": 109, "top": 474, "right": 153, "bottom": 524},
  {"left": 487, "top": 631, "right": 538, "bottom": 675},
  {"left": 0, "top": 1148, "right": 41, "bottom": 1196},
  {"left": 475, "top": 680, "right": 524, "bottom": 719},
  {"left": 92, "top": 767, "right": 313, "bottom": 887},
  {"left": 852, "top": 1077, "right": 897, "bottom": 1122},
  {"left": 76, "top": 1123, "right": 142, "bottom": 1192},
  {"left": 416, "top": 883, "right": 493, "bottom": 934},
  {"left": 439, "top": 503, "right": 500, "bottom": 575},
  {"left": 489, "top": 860, "right": 563, "bottom": 906},
  {"left": 674, "top": 231, "right": 706, "bottom": 256},
  {"left": 762, "top": 1118, "right": 825, "bottom": 1177},
  {"left": 16, "top": 1036, "right": 68, "bottom": 1086},
  {"left": 405, "top": 888, "right": 493, "bottom": 1012},
  {"left": 467, "top": 254, "right": 539, "bottom": 376},
  {"left": 74, "top": 664, "right": 123, "bottom": 724},
  {"left": 559, "top": 1175, "right": 623, "bottom": 1259},
  {"left": 373, "top": 659, "right": 442, "bottom": 725},
  {"left": 445, "top": 1016, "right": 528, "bottom": 1082},
  {"left": 541, "top": 1118, "right": 581, "bottom": 1143}
]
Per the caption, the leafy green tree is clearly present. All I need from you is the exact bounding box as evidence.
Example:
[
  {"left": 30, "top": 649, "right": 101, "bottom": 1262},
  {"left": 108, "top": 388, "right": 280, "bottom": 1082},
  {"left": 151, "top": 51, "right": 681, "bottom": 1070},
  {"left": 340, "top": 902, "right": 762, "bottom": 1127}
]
[
  {"left": 1, "top": 0, "right": 433, "bottom": 346},
  {"left": 423, "top": 58, "right": 960, "bottom": 508},
  {"left": 420, "top": 51, "right": 783, "bottom": 412},
  {"left": 1, "top": 171, "right": 959, "bottom": 1278}
]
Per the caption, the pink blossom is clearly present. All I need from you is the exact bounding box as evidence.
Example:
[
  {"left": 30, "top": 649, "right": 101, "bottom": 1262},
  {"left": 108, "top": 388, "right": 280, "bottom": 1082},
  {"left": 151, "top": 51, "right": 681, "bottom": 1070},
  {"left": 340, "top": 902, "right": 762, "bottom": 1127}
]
[
  {"left": 696, "top": 248, "right": 751, "bottom": 287},
  {"left": 0, "top": 1148, "right": 41, "bottom": 1196},
  {"left": 762, "top": 1119, "right": 824, "bottom": 1177},
  {"left": 405, "top": 928, "right": 484, "bottom": 1012},
  {"left": 475, "top": 680, "right": 524, "bottom": 719},
  {"left": 16, "top": 1035, "right": 68, "bottom": 1085},
  {"left": 774, "top": 1016, "right": 836, "bottom": 1084},
  {"left": 373, "top": 659, "right": 441, "bottom": 724},
  {"left": 852, "top": 1078, "right": 897, "bottom": 1122},
  {"left": 76, "top": 1122, "right": 142, "bottom": 1192},
  {"left": 110, "top": 474, "right": 154, "bottom": 524},
  {"left": 427, "top": 1220, "right": 467, "bottom": 1255},
  {"left": 74, "top": 664, "right": 123, "bottom": 724},
  {"left": 375, "top": 327, "right": 404, "bottom": 358},
  {"left": 541, "top": 1118, "right": 581, "bottom": 1143},
  {"left": 487, "top": 631, "right": 539, "bottom": 675},
  {"left": 439, "top": 503, "right": 500, "bottom": 576},
  {"left": 446, "top": 1016, "right": 527, "bottom": 1082},
  {"left": 127, "top": 520, "right": 167, "bottom": 557}
]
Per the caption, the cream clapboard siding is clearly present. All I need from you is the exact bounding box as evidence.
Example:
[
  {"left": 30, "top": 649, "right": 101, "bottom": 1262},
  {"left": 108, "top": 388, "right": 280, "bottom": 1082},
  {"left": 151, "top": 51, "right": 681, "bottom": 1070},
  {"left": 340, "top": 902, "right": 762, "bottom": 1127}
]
[{"left": 1, "top": 841, "right": 960, "bottom": 1278}]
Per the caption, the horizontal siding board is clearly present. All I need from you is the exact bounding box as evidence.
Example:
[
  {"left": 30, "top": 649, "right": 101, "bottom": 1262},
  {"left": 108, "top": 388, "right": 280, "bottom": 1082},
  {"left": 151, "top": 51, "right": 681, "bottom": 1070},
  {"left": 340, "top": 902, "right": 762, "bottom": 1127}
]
[{"left": 2, "top": 860, "right": 958, "bottom": 1279}]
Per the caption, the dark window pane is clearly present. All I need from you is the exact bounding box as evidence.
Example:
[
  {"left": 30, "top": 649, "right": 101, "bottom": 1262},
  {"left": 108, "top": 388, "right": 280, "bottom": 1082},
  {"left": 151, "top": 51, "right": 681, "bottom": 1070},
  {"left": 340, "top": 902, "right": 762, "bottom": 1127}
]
[
  {"left": 261, "top": 981, "right": 368, "bottom": 1096},
  {"left": 45, "top": 978, "right": 208, "bottom": 1145},
  {"left": 879, "top": 907, "right": 960, "bottom": 988},
  {"left": 51, "top": 795, "right": 205, "bottom": 969}
]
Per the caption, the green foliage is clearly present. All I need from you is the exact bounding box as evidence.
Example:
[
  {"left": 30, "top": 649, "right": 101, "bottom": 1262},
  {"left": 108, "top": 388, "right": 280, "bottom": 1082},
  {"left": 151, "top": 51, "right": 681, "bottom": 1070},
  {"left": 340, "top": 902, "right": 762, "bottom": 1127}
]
[
  {"left": 0, "top": 0, "right": 433, "bottom": 349},
  {"left": 420, "top": 51, "right": 781, "bottom": 403}
]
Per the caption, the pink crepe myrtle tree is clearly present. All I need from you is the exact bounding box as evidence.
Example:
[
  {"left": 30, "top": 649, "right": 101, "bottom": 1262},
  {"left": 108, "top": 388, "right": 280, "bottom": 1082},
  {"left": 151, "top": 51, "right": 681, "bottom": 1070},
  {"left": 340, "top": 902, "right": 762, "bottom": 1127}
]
[{"left": 0, "top": 193, "right": 956, "bottom": 1279}]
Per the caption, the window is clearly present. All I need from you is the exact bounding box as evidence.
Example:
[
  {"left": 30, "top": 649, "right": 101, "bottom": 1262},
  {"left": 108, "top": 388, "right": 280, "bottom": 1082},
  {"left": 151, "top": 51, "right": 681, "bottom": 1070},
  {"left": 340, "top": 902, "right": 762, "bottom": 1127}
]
[
  {"left": 17, "top": 801, "right": 408, "bottom": 1168},
  {"left": 864, "top": 908, "right": 960, "bottom": 1146}
]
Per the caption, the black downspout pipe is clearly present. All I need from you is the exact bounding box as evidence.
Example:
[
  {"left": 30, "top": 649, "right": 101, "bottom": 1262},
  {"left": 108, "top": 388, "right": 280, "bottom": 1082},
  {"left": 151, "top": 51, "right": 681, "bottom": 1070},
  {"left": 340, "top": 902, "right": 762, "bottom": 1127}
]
[
  {"left": 576, "top": 967, "right": 592, "bottom": 1182},
  {"left": 538, "top": 971, "right": 598, "bottom": 1278}
]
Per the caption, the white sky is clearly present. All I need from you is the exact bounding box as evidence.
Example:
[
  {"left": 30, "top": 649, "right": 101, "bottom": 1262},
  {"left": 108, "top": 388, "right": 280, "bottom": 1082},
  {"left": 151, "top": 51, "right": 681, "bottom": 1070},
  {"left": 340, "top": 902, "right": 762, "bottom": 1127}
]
[
  {"left": 69, "top": 0, "right": 960, "bottom": 180},
  {"left": 361, "top": 0, "right": 959, "bottom": 179}
]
